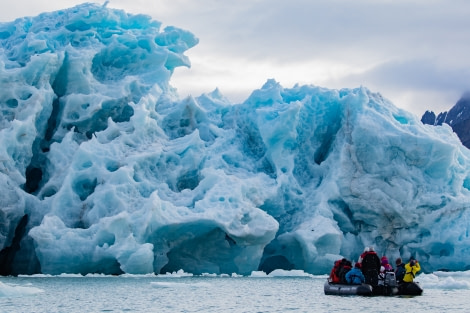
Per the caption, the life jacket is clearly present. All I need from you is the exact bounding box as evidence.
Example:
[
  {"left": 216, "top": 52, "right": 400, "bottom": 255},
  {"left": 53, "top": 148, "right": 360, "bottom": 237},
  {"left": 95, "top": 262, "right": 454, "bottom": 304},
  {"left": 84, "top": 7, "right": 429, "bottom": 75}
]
[
  {"left": 403, "top": 262, "right": 421, "bottom": 283},
  {"left": 329, "top": 259, "right": 352, "bottom": 284},
  {"left": 329, "top": 259, "right": 342, "bottom": 283}
]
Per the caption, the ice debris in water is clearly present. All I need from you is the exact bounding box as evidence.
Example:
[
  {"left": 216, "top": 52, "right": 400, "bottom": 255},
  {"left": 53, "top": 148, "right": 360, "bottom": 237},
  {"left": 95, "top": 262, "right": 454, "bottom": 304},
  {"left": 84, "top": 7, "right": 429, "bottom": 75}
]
[{"left": 0, "top": 282, "right": 44, "bottom": 297}]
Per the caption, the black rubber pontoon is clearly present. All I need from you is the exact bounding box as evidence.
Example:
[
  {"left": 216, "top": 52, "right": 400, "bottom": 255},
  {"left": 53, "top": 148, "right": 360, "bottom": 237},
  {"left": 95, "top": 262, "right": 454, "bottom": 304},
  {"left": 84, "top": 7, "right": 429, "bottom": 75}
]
[
  {"left": 397, "top": 282, "right": 423, "bottom": 295},
  {"left": 324, "top": 281, "right": 373, "bottom": 296}
]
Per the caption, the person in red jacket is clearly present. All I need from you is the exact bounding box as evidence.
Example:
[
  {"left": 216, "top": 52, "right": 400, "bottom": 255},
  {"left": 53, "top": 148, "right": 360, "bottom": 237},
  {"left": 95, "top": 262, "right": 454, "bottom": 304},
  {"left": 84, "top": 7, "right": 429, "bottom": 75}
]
[
  {"left": 329, "top": 258, "right": 351, "bottom": 283},
  {"left": 329, "top": 259, "right": 342, "bottom": 283}
]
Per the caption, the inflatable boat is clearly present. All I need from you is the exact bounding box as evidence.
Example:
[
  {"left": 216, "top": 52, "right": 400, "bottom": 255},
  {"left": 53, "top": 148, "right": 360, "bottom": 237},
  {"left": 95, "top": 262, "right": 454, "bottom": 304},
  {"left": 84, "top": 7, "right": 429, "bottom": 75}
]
[
  {"left": 397, "top": 282, "right": 423, "bottom": 296},
  {"left": 324, "top": 280, "right": 423, "bottom": 296},
  {"left": 323, "top": 281, "right": 373, "bottom": 296}
]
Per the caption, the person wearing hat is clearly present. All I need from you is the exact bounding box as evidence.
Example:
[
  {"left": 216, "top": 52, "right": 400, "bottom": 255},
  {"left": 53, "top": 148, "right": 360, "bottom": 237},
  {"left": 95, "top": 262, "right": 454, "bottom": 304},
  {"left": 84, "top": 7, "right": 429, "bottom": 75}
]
[
  {"left": 360, "top": 246, "right": 381, "bottom": 285},
  {"left": 380, "top": 256, "right": 394, "bottom": 272},
  {"left": 345, "top": 262, "right": 365, "bottom": 285},
  {"left": 395, "top": 257, "right": 406, "bottom": 283},
  {"left": 403, "top": 257, "right": 421, "bottom": 283},
  {"left": 357, "top": 246, "right": 370, "bottom": 264}
]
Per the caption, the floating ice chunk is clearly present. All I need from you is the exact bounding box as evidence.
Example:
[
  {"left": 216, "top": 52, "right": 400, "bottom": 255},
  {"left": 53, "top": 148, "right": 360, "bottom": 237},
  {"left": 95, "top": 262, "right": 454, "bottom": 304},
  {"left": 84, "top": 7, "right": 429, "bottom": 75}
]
[
  {"left": 267, "top": 269, "right": 313, "bottom": 277},
  {"left": 150, "top": 281, "right": 211, "bottom": 288},
  {"left": 157, "top": 269, "right": 193, "bottom": 278},
  {"left": 0, "top": 282, "right": 44, "bottom": 298},
  {"left": 419, "top": 272, "right": 470, "bottom": 289}
]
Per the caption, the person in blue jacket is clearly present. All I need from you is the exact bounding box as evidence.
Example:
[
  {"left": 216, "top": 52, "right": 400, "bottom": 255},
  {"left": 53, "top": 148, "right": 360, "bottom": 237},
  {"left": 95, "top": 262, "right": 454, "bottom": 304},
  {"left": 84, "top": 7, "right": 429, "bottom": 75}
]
[
  {"left": 395, "top": 257, "right": 406, "bottom": 283},
  {"left": 345, "top": 262, "right": 365, "bottom": 285}
]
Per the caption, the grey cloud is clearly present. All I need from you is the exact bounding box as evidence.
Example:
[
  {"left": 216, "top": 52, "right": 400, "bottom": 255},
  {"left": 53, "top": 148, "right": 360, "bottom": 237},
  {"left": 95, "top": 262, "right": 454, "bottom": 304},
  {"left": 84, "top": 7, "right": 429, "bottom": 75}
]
[
  {"left": 336, "top": 59, "right": 470, "bottom": 92},
  {"left": 2, "top": 0, "right": 470, "bottom": 115},
  {"left": 161, "top": 0, "right": 470, "bottom": 62}
]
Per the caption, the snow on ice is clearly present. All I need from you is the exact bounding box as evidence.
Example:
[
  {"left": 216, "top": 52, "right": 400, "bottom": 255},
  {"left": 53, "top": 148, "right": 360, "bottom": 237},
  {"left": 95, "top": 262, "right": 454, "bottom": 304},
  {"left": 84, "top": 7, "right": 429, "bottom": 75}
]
[{"left": 1, "top": 3, "right": 470, "bottom": 276}]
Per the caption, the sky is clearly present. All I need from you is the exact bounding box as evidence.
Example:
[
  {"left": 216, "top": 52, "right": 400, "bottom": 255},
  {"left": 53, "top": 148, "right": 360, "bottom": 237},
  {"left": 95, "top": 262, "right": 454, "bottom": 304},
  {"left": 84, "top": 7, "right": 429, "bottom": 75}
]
[{"left": 1, "top": 0, "right": 470, "bottom": 117}]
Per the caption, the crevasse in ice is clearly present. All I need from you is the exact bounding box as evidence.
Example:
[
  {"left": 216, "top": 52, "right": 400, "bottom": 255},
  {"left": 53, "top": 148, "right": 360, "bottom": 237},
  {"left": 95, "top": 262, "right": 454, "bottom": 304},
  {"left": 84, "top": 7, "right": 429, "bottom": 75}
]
[{"left": 1, "top": 3, "right": 469, "bottom": 275}]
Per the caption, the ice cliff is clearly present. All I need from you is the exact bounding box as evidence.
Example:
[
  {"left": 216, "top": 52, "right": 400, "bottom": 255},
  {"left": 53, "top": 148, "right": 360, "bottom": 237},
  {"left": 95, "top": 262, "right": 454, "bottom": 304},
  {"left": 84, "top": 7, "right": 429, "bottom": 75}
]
[{"left": 1, "top": 3, "right": 470, "bottom": 276}]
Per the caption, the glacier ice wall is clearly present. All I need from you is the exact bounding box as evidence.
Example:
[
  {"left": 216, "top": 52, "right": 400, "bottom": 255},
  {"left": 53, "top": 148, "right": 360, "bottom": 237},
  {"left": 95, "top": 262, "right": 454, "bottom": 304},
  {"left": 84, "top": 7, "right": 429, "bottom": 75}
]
[{"left": 1, "top": 3, "right": 470, "bottom": 275}]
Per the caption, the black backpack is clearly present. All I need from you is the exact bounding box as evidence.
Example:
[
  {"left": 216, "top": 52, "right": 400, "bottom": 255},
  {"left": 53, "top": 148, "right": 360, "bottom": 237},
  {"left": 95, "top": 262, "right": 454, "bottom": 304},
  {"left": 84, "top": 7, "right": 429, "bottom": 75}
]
[
  {"left": 362, "top": 253, "right": 380, "bottom": 272},
  {"left": 362, "top": 253, "right": 380, "bottom": 286},
  {"left": 338, "top": 265, "right": 352, "bottom": 284}
]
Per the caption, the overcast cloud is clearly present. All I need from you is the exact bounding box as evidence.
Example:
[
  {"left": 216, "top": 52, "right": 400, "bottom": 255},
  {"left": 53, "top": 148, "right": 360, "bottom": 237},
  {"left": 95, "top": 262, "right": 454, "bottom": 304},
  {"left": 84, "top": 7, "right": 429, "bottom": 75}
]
[{"left": 1, "top": 0, "right": 469, "bottom": 116}]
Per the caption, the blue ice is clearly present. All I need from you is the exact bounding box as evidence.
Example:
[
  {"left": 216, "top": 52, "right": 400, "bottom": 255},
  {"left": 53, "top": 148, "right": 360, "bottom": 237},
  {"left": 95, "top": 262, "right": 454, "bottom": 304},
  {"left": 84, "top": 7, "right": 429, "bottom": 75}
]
[{"left": 1, "top": 3, "right": 470, "bottom": 276}]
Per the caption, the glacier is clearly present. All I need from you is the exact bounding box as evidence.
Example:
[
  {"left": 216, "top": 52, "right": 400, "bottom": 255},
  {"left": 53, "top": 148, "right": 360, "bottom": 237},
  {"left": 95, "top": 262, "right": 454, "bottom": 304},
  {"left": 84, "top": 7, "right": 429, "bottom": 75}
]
[{"left": 1, "top": 3, "right": 470, "bottom": 276}]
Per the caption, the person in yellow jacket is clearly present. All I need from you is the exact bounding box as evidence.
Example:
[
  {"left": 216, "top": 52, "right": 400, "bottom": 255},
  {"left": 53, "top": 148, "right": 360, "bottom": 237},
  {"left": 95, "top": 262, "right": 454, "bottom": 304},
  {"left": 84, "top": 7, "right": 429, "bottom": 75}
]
[{"left": 403, "top": 258, "right": 421, "bottom": 283}]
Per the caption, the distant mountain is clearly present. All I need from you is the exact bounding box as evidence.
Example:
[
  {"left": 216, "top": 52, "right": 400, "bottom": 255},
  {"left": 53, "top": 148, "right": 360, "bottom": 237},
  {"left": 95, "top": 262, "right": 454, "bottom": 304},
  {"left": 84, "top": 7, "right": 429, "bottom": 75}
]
[{"left": 421, "top": 92, "right": 470, "bottom": 148}]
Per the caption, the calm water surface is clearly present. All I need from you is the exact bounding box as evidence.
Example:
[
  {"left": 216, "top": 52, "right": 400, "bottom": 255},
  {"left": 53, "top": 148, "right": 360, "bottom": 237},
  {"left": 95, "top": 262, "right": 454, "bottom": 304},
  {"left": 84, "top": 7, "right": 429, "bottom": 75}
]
[{"left": 0, "top": 273, "right": 469, "bottom": 313}]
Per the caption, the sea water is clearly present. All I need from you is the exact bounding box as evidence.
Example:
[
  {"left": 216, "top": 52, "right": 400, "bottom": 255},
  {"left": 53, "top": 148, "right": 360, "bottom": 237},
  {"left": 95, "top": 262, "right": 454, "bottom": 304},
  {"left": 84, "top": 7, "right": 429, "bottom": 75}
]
[{"left": 1, "top": 270, "right": 469, "bottom": 313}]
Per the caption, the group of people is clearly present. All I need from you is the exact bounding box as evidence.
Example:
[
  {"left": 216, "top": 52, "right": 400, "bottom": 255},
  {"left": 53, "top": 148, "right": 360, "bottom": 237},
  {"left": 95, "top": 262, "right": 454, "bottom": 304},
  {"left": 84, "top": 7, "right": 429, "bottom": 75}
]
[{"left": 329, "top": 246, "right": 421, "bottom": 287}]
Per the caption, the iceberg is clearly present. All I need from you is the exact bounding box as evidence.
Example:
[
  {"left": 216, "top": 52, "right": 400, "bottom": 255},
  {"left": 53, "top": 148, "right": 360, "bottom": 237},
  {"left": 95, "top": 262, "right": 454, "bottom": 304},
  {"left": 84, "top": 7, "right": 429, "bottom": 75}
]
[{"left": 1, "top": 3, "right": 470, "bottom": 276}]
